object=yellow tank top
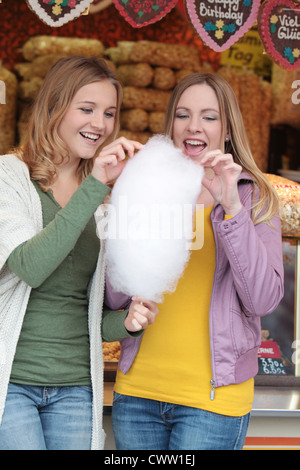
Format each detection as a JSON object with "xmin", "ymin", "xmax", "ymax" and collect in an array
[{"xmin": 115, "ymin": 206, "xmax": 253, "ymax": 416}]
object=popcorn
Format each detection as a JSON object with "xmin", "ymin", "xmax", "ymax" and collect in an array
[
  {"xmin": 265, "ymin": 174, "xmax": 300, "ymax": 237},
  {"xmin": 103, "ymin": 342, "xmax": 120, "ymax": 362},
  {"xmin": 0, "ymin": 65, "xmax": 18, "ymax": 154}
]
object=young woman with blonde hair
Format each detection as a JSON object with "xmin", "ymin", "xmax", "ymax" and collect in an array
[
  {"xmin": 0, "ymin": 56, "xmax": 158, "ymax": 450},
  {"xmin": 108, "ymin": 72, "xmax": 284, "ymax": 450},
  {"xmin": 164, "ymin": 72, "xmax": 280, "ymax": 225}
]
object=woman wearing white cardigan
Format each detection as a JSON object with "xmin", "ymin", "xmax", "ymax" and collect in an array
[{"xmin": 0, "ymin": 56, "xmax": 158, "ymax": 450}]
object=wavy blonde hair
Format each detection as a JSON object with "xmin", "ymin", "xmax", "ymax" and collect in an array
[
  {"xmin": 164, "ymin": 72, "xmax": 279, "ymax": 225},
  {"xmin": 17, "ymin": 56, "xmax": 123, "ymax": 191}
]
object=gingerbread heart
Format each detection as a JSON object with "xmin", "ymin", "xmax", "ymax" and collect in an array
[
  {"xmin": 111, "ymin": 0, "xmax": 178, "ymax": 28},
  {"xmin": 258, "ymin": 0, "xmax": 300, "ymax": 71},
  {"xmin": 26, "ymin": 0, "xmax": 93, "ymax": 27},
  {"xmin": 185, "ymin": 0, "xmax": 261, "ymax": 52}
]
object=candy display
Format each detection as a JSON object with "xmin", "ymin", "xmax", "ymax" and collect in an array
[
  {"xmin": 265, "ymin": 173, "xmax": 300, "ymax": 237},
  {"xmin": 0, "ymin": 65, "xmax": 18, "ymax": 155}
]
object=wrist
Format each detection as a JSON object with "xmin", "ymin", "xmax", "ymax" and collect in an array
[
  {"xmin": 91, "ymin": 172, "xmax": 108, "ymax": 185},
  {"xmin": 224, "ymin": 202, "xmax": 242, "ymax": 217},
  {"xmin": 89, "ymin": 173, "xmax": 111, "ymax": 191}
]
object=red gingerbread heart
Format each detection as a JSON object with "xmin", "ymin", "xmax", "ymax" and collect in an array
[
  {"xmin": 185, "ymin": 0, "xmax": 261, "ymax": 52},
  {"xmin": 111, "ymin": 0, "xmax": 178, "ymax": 28},
  {"xmin": 26, "ymin": 0, "xmax": 92, "ymax": 27},
  {"xmin": 258, "ymin": 0, "xmax": 300, "ymax": 71}
]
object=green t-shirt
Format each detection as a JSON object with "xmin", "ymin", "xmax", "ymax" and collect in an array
[{"xmin": 9, "ymin": 175, "xmax": 109, "ymax": 386}]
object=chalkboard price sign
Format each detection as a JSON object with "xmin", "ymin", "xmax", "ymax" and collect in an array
[
  {"xmin": 258, "ymin": 341, "xmax": 287, "ymax": 375},
  {"xmin": 258, "ymin": 357, "xmax": 287, "ymax": 375}
]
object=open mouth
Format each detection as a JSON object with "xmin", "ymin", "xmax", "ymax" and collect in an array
[
  {"xmin": 80, "ymin": 131, "xmax": 101, "ymax": 143},
  {"xmin": 184, "ymin": 139, "xmax": 207, "ymax": 157}
]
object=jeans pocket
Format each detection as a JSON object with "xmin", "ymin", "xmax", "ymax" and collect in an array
[
  {"xmin": 112, "ymin": 391, "xmax": 128, "ymax": 406},
  {"xmin": 80, "ymin": 385, "xmax": 93, "ymax": 393}
]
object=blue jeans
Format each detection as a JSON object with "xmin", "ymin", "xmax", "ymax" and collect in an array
[
  {"xmin": 112, "ymin": 393, "xmax": 250, "ymax": 450},
  {"xmin": 0, "ymin": 383, "xmax": 93, "ymax": 450}
]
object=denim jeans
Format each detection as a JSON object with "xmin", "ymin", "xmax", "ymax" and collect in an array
[
  {"xmin": 0, "ymin": 383, "xmax": 93, "ymax": 450},
  {"xmin": 112, "ymin": 393, "xmax": 250, "ymax": 450}
]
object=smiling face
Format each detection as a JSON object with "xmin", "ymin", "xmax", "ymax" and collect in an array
[
  {"xmin": 172, "ymin": 83, "xmax": 224, "ymax": 163},
  {"xmin": 58, "ymin": 80, "xmax": 117, "ymax": 164}
]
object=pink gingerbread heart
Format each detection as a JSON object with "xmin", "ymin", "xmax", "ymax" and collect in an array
[
  {"xmin": 185, "ymin": 0, "xmax": 261, "ymax": 52},
  {"xmin": 111, "ymin": 0, "xmax": 179, "ymax": 28},
  {"xmin": 258, "ymin": 0, "xmax": 300, "ymax": 71},
  {"xmin": 26, "ymin": 0, "xmax": 92, "ymax": 27}
]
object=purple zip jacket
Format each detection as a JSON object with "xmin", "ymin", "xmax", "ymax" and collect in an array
[{"xmin": 105, "ymin": 174, "xmax": 284, "ymax": 394}]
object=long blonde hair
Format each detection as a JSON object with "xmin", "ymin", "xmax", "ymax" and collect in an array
[
  {"xmin": 18, "ymin": 56, "xmax": 123, "ymax": 191},
  {"xmin": 164, "ymin": 73, "xmax": 279, "ymax": 225}
]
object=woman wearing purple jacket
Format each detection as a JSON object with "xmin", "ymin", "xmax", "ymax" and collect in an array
[{"xmin": 106, "ymin": 73, "xmax": 284, "ymax": 450}]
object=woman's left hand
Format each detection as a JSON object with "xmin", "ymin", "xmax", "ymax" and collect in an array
[
  {"xmin": 201, "ymin": 150, "xmax": 243, "ymax": 216},
  {"xmin": 125, "ymin": 297, "xmax": 159, "ymax": 332}
]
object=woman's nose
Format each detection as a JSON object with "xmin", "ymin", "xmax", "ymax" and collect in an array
[
  {"xmin": 91, "ymin": 112, "xmax": 105, "ymax": 130},
  {"xmin": 188, "ymin": 116, "xmax": 202, "ymax": 133}
]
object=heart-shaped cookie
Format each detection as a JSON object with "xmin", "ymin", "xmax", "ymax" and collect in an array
[
  {"xmin": 185, "ymin": 0, "xmax": 261, "ymax": 52},
  {"xmin": 26, "ymin": 0, "xmax": 93, "ymax": 27},
  {"xmin": 258, "ymin": 0, "xmax": 300, "ymax": 71},
  {"xmin": 111, "ymin": 0, "xmax": 178, "ymax": 28}
]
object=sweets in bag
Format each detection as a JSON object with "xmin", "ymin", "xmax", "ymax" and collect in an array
[{"xmin": 265, "ymin": 173, "xmax": 300, "ymax": 237}]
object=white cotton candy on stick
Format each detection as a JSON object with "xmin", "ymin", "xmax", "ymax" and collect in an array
[{"xmin": 104, "ymin": 134, "xmax": 203, "ymax": 302}]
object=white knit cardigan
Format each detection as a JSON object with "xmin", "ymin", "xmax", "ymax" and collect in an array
[{"xmin": 0, "ymin": 154, "xmax": 106, "ymax": 450}]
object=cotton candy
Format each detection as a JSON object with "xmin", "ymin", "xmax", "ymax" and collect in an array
[{"xmin": 100, "ymin": 134, "xmax": 203, "ymax": 303}]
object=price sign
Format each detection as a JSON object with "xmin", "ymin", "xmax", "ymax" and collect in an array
[
  {"xmin": 258, "ymin": 357, "xmax": 287, "ymax": 374},
  {"xmin": 221, "ymin": 27, "xmax": 272, "ymax": 78},
  {"xmin": 258, "ymin": 341, "xmax": 287, "ymax": 375}
]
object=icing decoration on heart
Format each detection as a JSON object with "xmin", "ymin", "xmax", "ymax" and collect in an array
[
  {"xmin": 26, "ymin": 0, "xmax": 93, "ymax": 27},
  {"xmin": 111, "ymin": 0, "xmax": 178, "ymax": 28},
  {"xmin": 185, "ymin": 0, "xmax": 261, "ymax": 52},
  {"xmin": 258, "ymin": 0, "xmax": 300, "ymax": 71}
]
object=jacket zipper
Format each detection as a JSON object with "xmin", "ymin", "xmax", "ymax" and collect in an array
[
  {"xmin": 209, "ymin": 207, "xmax": 218, "ymax": 401},
  {"xmin": 210, "ymin": 379, "xmax": 216, "ymax": 400},
  {"xmin": 208, "ymin": 179, "xmax": 249, "ymax": 400}
]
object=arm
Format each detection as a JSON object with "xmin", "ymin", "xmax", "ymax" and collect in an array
[
  {"xmin": 7, "ymin": 137, "xmax": 144, "ymax": 288},
  {"xmin": 216, "ymin": 204, "xmax": 284, "ymax": 316},
  {"xmin": 102, "ymin": 297, "xmax": 159, "ymax": 341},
  {"xmin": 101, "ymin": 306, "xmax": 136, "ymax": 342},
  {"xmin": 103, "ymin": 271, "xmax": 160, "ymax": 338},
  {"xmin": 200, "ymin": 150, "xmax": 284, "ymax": 316},
  {"xmin": 7, "ymin": 175, "xmax": 110, "ymax": 287},
  {"xmin": 104, "ymin": 272, "xmax": 132, "ymax": 310},
  {"xmin": 103, "ymin": 275, "xmax": 159, "ymax": 340}
]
